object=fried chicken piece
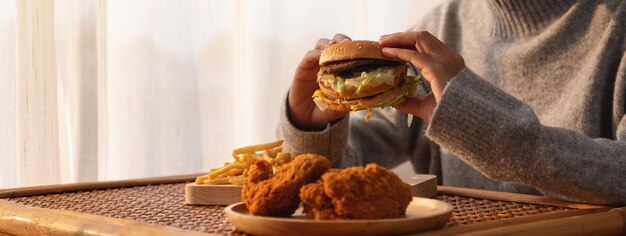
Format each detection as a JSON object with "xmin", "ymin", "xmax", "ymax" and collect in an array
[
  {"xmin": 242, "ymin": 154, "xmax": 331, "ymax": 217},
  {"xmin": 300, "ymin": 163, "xmax": 413, "ymax": 219}
]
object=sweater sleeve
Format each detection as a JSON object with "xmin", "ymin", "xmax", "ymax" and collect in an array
[
  {"xmin": 277, "ymin": 92, "xmax": 428, "ymax": 169},
  {"xmin": 426, "ymin": 67, "xmax": 626, "ymax": 205},
  {"xmin": 277, "ymin": 93, "xmax": 350, "ymax": 166}
]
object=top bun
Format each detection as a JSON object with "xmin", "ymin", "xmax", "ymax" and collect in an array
[{"xmin": 320, "ymin": 40, "xmax": 391, "ymax": 66}]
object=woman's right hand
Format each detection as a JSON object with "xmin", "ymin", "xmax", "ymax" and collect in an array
[{"xmin": 288, "ymin": 34, "xmax": 351, "ymax": 130}]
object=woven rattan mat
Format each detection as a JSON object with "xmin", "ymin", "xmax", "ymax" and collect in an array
[{"xmin": 3, "ymin": 183, "xmax": 572, "ymax": 235}]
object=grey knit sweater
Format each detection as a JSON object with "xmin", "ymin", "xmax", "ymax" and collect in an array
[{"xmin": 278, "ymin": 0, "xmax": 626, "ymax": 205}]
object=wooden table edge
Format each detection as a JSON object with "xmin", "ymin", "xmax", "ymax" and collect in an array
[
  {"xmin": 413, "ymin": 207, "xmax": 613, "ymax": 236},
  {"xmin": 437, "ymin": 185, "xmax": 604, "ymax": 209},
  {"xmin": 0, "ymin": 173, "xmax": 203, "ymax": 198},
  {"xmin": 417, "ymin": 206, "xmax": 626, "ymax": 236},
  {"xmin": 0, "ymin": 199, "xmax": 215, "ymax": 236}
]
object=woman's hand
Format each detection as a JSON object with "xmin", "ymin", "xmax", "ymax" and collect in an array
[
  {"xmin": 379, "ymin": 31, "xmax": 465, "ymax": 121},
  {"xmin": 288, "ymin": 34, "xmax": 351, "ymax": 130}
]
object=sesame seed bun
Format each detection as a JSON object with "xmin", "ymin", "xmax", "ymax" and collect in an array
[{"xmin": 319, "ymin": 40, "xmax": 394, "ymax": 66}]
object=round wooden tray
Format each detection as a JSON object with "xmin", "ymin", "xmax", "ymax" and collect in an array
[{"xmin": 226, "ymin": 197, "xmax": 453, "ymax": 236}]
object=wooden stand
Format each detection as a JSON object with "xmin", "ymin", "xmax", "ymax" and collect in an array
[
  {"xmin": 185, "ymin": 184, "xmax": 243, "ymax": 206},
  {"xmin": 400, "ymin": 174, "xmax": 437, "ymax": 198}
]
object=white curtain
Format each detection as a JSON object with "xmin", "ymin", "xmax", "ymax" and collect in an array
[{"xmin": 0, "ymin": 0, "xmax": 439, "ymax": 188}]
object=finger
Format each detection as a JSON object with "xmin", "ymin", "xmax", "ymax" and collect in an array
[
  {"xmin": 379, "ymin": 31, "xmax": 419, "ymax": 48},
  {"xmin": 294, "ymin": 50, "xmax": 322, "ymax": 80},
  {"xmin": 383, "ymin": 47, "xmax": 450, "ymax": 99},
  {"xmin": 393, "ymin": 94, "xmax": 437, "ymax": 121},
  {"xmin": 380, "ymin": 32, "xmax": 401, "ymax": 39},
  {"xmin": 312, "ymin": 107, "xmax": 348, "ymax": 124},
  {"xmin": 332, "ymin": 33, "xmax": 351, "ymax": 43},
  {"xmin": 381, "ymin": 47, "xmax": 431, "ymax": 71},
  {"xmin": 315, "ymin": 38, "xmax": 332, "ymax": 50},
  {"xmin": 379, "ymin": 32, "xmax": 416, "ymax": 50},
  {"xmin": 379, "ymin": 31, "xmax": 443, "ymax": 54}
]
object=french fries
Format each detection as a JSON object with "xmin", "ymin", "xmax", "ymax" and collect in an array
[
  {"xmin": 231, "ymin": 140, "xmax": 283, "ymax": 156},
  {"xmin": 195, "ymin": 140, "xmax": 292, "ymax": 186}
]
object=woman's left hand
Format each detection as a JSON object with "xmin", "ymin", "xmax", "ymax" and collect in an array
[{"xmin": 379, "ymin": 31, "xmax": 465, "ymax": 121}]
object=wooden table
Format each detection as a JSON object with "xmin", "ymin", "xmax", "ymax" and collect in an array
[{"xmin": 0, "ymin": 174, "xmax": 624, "ymax": 235}]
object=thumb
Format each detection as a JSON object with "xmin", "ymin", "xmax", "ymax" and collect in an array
[{"xmin": 394, "ymin": 94, "xmax": 437, "ymax": 121}]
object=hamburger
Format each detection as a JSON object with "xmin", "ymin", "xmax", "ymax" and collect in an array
[{"xmin": 312, "ymin": 40, "xmax": 423, "ymax": 121}]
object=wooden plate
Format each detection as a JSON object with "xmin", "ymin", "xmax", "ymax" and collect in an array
[{"xmin": 225, "ymin": 197, "xmax": 453, "ymax": 236}]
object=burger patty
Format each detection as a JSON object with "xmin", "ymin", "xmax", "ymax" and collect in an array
[{"xmin": 321, "ymin": 59, "xmax": 400, "ymax": 74}]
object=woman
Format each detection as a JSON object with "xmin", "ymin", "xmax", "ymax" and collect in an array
[{"xmin": 279, "ymin": 0, "xmax": 626, "ymax": 205}]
